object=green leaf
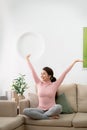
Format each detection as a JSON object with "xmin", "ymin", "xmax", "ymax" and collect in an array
[{"xmin": 11, "ymin": 74, "xmax": 28, "ymax": 95}]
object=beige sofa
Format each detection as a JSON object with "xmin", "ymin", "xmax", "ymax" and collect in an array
[
  {"xmin": 19, "ymin": 83, "xmax": 87, "ymax": 130},
  {"xmin": 0, "ymin": 84, "xmax": 87, "ymax": 130},
  {"xmin": 0, "ymin": 100, "xmax": 24, "ymax": 130}
]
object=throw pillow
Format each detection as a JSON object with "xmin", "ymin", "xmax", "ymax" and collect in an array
[
  {"xmin": 27, "ymin": 93, "xmax": 39, "ymax": 108},
  {"xmin": 56, "ymin": 93, "xmax": 74, "ymax": 114}
]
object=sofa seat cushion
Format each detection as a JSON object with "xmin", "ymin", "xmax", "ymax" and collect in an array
[
  {"xmin": 24, "ymin": 113, "xmax": 75, "ymax": 127},
  {"xmin": 73, "ymin": 113, "xmax": 87, "ymax": 128},
  {"xmin": 0, "ymin": 116, "xmax": 24, "ymax": 130}
]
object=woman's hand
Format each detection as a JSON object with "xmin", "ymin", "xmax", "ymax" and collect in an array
[
  {"xmin": 73, "ymin": 59, "xmax": 83, "ymax": 66},
  {"xmin": 26, "ymin": 54, "xmax": 31, "ymax": 60},
  {"xmin": 74, "ymin": 59, "xmax": 83, "ymax": 63}
]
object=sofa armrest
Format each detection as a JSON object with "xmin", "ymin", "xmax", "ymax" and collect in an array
[
  {"xmin": 0, "ymin": 100, "xmax": 17, "ymax": 117},
  {"xmin": 19, "ymin": 99, "xmax": 30, "ymax": 114}
]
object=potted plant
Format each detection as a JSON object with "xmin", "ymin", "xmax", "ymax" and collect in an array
[{"xmin": 11, "ymin": 74, "xmax": 28, "ymax": 102}]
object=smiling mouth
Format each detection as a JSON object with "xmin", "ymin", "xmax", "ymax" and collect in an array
[{"xmin": 41, "ymin": 77, "xmax": 45, "ymax": 80}]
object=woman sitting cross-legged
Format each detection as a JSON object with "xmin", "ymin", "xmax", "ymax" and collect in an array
[{"xmin": 23, "ymin": 54, "xmax": 83, "ymax": 120}]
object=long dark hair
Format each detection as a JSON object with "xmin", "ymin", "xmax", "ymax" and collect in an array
[{"xmin": 43, "ymin": 67, "xmax": 57, "ymax": 100}]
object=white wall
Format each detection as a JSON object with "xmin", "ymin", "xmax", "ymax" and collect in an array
[{"xmin": 0, "ymin": 0, "xmax": 87, "ymax": 95}]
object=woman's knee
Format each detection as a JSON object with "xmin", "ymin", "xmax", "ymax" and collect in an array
[
  {"xmin": 23, "ymin": 108, "xmax": 31, "ymax": 115},
  {"xmin": 55, "ymin": 104, "xmax": 62, "ymax": 113}
]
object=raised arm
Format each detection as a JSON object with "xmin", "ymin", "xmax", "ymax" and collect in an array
[
  {"xmin": 55, "ymin": 59, "xmax": 83, "ymax": 87},
  {"xmin": 26, "ymin": 54, "xmax": 40, "ymax": 84}
]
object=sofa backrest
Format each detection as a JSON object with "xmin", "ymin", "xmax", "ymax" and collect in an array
[
  {"xmin": 58, "ymin": 83, "xmax": 77, "ymax": 112},
  {"xmin": 0, "ymin": 100, "xmax": 17, "ymax": 117},
  {"xmin": 77, "ymin": 84, "xmax": 87, "ymax": 112}
]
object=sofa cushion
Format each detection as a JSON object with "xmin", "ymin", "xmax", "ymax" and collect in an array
[
  {"xmin": 27, "ymin": 93, "xmax": 39, "ymax": 108},
  {"xmin": 0, "ymin": 116, "xmax": 24, "ymax": 130},
  {"xmin": 56, "ymin": 93, "xmax": 74, "ymax": 114},
  {"xmin": 58, "ymin": 83, "xmax": 77, "ymax": 112},
  {"xmin": 24, "ymin": 113, "xmax": 75, "ymax": 127},
  {"xmin": 73, "ymin": 112, "xmax": 87, "ymax": 128},
  {"xmin": 0, "ymin": 100, "xmax": 17, "ymax": 117},
  {"xmin": 77, "ymin": 84, "xmax": 87, "ymax": 112}
]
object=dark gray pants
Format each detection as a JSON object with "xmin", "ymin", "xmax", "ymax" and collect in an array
[{"xmin": 23, "ymin": 104, "xmax": 62, "ymax": 120}]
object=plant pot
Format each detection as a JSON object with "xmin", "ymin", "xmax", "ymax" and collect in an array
[
  {"xmin": 18, "ymin": 94, "xmax": 25, "ymax": 100},
  {"xmin": 12, "ymin": 90, "xmax": 19, "ymax": 105},
  {"xmin": 11, "ymin": 91, "xmax": 25, "ymax": 105}
]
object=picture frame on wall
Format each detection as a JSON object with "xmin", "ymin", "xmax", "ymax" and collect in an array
[{"xmin": 83, "ymin": 27, "xmax": 87, "ymax": 68}]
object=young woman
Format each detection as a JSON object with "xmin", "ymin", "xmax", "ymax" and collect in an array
[{"xmin": 23, "ymin": 54, "xmax": 83, "ymax": 120}]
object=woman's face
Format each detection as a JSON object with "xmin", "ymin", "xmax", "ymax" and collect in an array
[{"xmin": 41, "ymin": 70, "xmax": 51, "ymax": 82}]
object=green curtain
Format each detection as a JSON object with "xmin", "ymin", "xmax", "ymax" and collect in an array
[{"xmin": 83, "ymin": 27, "xmax": 87, "ymax": 68}]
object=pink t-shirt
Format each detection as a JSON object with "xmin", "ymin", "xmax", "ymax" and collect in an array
[
  {"xmin": 28, "ymin": 61, "xmax": 66, "ymax": 110},
  {"xmin": 27, "ymin": 58, "xmax": 76, "ymax": 110},
  {"xmin": 37, "ymin": 81, "xmax": 59, "ymax": 110}
]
